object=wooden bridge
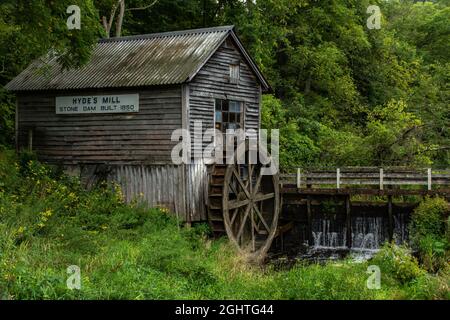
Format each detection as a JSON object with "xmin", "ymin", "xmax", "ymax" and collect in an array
[
  {"xmin": 276, "ymin": 167, "xmax": 450, "ymax": 250},
  {"xmin": 280, "ymin": 167, "xmax": 450, "ymax": 197}
]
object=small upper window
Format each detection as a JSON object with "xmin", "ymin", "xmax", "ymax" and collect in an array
[{"xmin": 229, "ymin": 64, "xmax": 240, "ymax": 84}]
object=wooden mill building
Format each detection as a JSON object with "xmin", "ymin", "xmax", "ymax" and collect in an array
[{"xmin": 5, "ymin": 26, "xmax": 270, "ymax": 223}]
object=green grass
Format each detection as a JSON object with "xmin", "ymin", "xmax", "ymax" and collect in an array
[{"xmin": 0, "ymin": 151, "xmax": 448, "ymax": 300}]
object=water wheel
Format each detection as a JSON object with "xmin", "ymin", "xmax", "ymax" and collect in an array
[{"xmin": 207, "ymin": 144, "xmax": 280, "ymax": 263}]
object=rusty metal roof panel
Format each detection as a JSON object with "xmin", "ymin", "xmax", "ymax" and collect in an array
[{"xmin": 5, "ymin": 26, "xmax": 234, "ymax": 92}]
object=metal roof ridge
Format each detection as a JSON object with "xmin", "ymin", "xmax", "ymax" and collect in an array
[{"xmin": 98, "ymin": 25, "xmax": 235, "ymax": 43}]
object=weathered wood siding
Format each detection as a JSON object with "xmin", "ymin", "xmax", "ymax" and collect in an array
[
  {"xmin": 59, "ymin": 162, "xmax": 208, "ymax": 221},
  {"xmin": 17, "ymin": 86, "xmax": 182, "ymax": 164},
  {"xmin": 189, "ymin": 36, "xmax": 261, "ymax": 154},
  {"xmin": 72, "ymin": 163, "xmax": 207, "ymax": 221}
]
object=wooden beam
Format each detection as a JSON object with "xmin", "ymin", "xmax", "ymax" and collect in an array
[
  {"xmin": 379, "ymin": 168, "xmax": 384, "ymax": 190},
  {"xmin": 281, "ymin": 187, "xmax": 450, "ymax": 197},
  {"xmin": 307, "ymin": 195, "xmax": 313, "ymax": 246},
  {"xmin": 387, "ymin": 195, "xmax": 393, "ymax": 242},
  {"xmin": 336, "ymin": 168, "xmax": 341, "ymax": 189},
  {"xmin": 181, "ymin": 84, "xmax": 190, "ymax": 159},
  {"xmin": 27, "ymin": 128, "xmax": 33, "ymax": 152},
  {"xmin": 346, "ymin": 195, "xmax": 352, "ymax": 248},
  {"xmin": 428, "ymin": 168, "xmax": 432, "ymax": 191}
]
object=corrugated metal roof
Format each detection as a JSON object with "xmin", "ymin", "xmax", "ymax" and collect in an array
[{"xmin": 6, "ymin": 25, "xmax": 262, "ymax": 92}]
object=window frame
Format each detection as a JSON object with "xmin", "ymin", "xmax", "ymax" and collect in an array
[
  {"xmin": 229, "ymin": 64, "xmax": 240, "ymax": 84},
  {"xmin": 214, "ymin": 98, "xmax": 244, "ymax": 134}
]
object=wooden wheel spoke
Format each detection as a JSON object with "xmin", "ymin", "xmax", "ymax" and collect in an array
[
  {"xmin": 230, "ymin": 208, "xmax": 239, "ymax": 226},
  {"xmin": 236, "ymin": 204, "xmax": 251, "ymax": 242},
  {"xmin": 228, "ymin": 176, "xmax": 239, "ymax": 195},
  {"xmin": 248, "ymin": 163, "xmax": 254, "ymax": 194},
  {"xmin": 232, "ymin": 168, "xmax": 251, "ymax": 199},
  {"xmin": 228, "ymin": 198, "xmax": 250, "ymax": 210},
  {"xmin": 254, "ymin": 192, "xmax": 275, "ymax": 202},
  {"xmin": 250, "ymin": 210, "xmax": 256, "ymax": 251},
  {"xmin": 252, "ymin": 169, "xmax": 263, "ymax": 197},
  {"xmin": 252, "ymin": 203, "xmax": 270, "ymax": 232}
]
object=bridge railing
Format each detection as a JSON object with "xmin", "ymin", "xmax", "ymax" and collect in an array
[{"xmin": 280, "ymin": 167, "xmax": 450, "ymax": 190}]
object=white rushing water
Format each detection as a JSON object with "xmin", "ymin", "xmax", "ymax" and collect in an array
[{"xmin": 306, "ymin": 213, "xmax": 409, "ymax": 261}]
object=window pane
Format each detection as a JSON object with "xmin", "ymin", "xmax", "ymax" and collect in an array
[
  {"xmin": 215, "ymin": 99, "xmax": 222, "ymax": 111},
  {"xmin": 230, "ymin": 101, "xmax": 240, "ymax": 112},
  {"xmin": 215, "ymin": 111, "xmax": 222, "ymax": 122},
  {"xmin": 236, "ymin": 114, "xmax": 241, "ymax": 123},
  {"xmin": 222, "ymin": 100, "xmax": 229, "ymax": 111},
  {"xmin": 223, "ymin": 112, "xmax": 229, "ymax": 122}
]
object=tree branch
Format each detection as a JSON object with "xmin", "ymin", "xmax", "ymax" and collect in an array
[
  {"xmin": 102, "ymin": 0, "xmax": 121, "ymax": 38},
  {"xmin": 126, "ymin": 0, "xmax": 158, "ymax": 11},
  {"xmin": 115, "ymin": 0, "xmax": 125, "ymax": 38}
]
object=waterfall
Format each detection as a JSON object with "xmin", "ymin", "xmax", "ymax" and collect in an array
[
  {"xmin": 283, "ymin": 202, "xmax": 413, "ymax": 262},
  {"xmin": 310, "ymin": 215, "xmax": 389, "ymax": 251},
  {"xmin": 311, "ymin": 218, "xmax": 347, "ymax": 249},
  {"xmin": 351, "ymin": 216, "xmax": 385, "ymax": 251}
]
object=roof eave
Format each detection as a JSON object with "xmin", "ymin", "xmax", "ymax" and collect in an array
[
  {"xmin": 228, "ymin": 31, "xmax": 271, "ymax": 92},
  {"xmin": 186, "ymin": 27, "xmax": 271, "ymax": 93}
]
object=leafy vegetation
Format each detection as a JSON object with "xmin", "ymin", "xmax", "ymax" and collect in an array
[
  {"xmin": 0, "ymin": 153, "xmax": 448, "ymax": 300},
  {"xmin": 0, "ymin": 0, "xmax": 448, "ymax": 167},
  {"xmin": 409, "ymin": 197, "xmax": 449, "ymax": 272},
  {"xmin": 0, "ymin": 0, "xmax": 448, "ymax": 300}
]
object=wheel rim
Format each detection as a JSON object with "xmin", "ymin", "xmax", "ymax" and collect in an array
[{"xmin": 222, "ymin": 161, "xmax": 280, "ymax": 262}]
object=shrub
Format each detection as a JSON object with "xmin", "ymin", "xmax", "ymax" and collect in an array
[
  {"xmin": 371, "ymin": 243, "xmax": 425, "ymax": 284},
  {"xmin": 410, "ymin": 197, "xmax": 448, "ymax": 240},
  {"xmin": 406, "ymin": 270, "xmax": 450, "ymax": 300},
  {"xmin": 410, "ymin": 197, "xmax": 449, "ymax": 272}
]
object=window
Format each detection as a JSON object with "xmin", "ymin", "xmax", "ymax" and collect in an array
[
  {"xmin": 215, "ymin": 99, "xmax": 243, "ymax": 132},
  {"xmin": 229, "ymin": 64, "xmax": 240, "ymax": 84}
]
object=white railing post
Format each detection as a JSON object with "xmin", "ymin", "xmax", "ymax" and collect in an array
[
  {"xmin": 380, "ymin": 168, "xmax": 384, "ymax": 190},
  {"xmin": 337, "ymin": 168, "xmax": 340, "ymax": 189},
  {"xmin": 297, "ymin": 168, "xmax": 301, "ymax": 189},
  {"xmin": 427, "ymin": 168, "xmax": 432, "ymax": 191}
]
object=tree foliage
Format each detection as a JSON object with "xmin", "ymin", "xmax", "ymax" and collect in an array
[{"xmin": 0, "ymin": 0, "xmax": 448, "ymax": 167}]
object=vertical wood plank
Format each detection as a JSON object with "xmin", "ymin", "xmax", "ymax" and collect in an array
[
  {"xmin": 346, "ymin": 195, "xmax": 352, "ymax": 249},
  {"xmin": 307, "ymin": 195, "xmax": 313, "ymax": 246},
  {"xmin": 182, "ymin": 84, "xmax": 190, "ymax": 131},
  {"xmin": 28, "ymin": 128, "xmax": 33, "ymax": 151},
  {"xmin": 379, "ymin": 168, "xmax": 384, "ymax": 190},
  {"xmin": 336, "ymin": 168, "xmax": 340, "ymax": 189},
  {"xmin": 427, "ymin": 168, "xmax": 432, "ymax": 191},
  {"xmin": 297, "ymin": 168, "xmax": 301, "ymax": 189},
  {"xmin": 388, "ymin": 195, "xmax": 393, "ymax": 242},
  {"xmin": 258, "ymin": 85, "xmax": 262, "ymax": 130}
]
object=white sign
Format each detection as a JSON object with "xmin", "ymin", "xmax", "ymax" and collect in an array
[{"xmin": 56, "ymin": 94, "xmax": 139, "ymax": 114}]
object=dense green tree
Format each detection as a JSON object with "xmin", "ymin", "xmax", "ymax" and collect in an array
[
  {"xmin": 0, "ymin": 0, "xmax": 448, "ymax": 166},
  {"xmin": 0, "ymin": 0, "xmax": 102, "ymax": 147}
]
